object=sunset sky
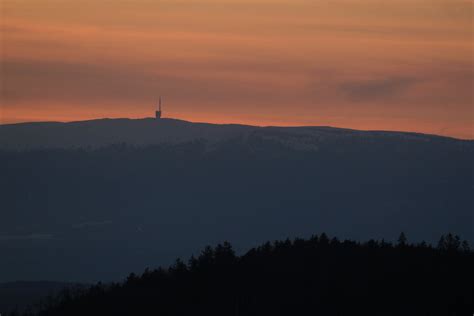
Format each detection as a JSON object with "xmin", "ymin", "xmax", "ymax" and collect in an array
[{"xmin": 1, "ymin": 0, "xmax": 473, "ymax": 138}]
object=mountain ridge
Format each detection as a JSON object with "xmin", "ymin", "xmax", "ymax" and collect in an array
[
  {"xmin": 1, "ymin": 118, "xmax": 471, "ymax": 150},
  {"xmin": 1, "ymin": 117, "xmax": 472, "ymax": 283}
]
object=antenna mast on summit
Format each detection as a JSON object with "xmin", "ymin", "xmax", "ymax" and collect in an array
[{"xmin": 155, "ymin": 96, "xmax": 162, "ymax": 119}]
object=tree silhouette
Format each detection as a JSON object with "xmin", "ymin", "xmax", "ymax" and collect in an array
[
  {"xmin": 397, "ymin": 232, "xmax": 408, "ymax": 247},
  {"xmin": 462, "ymin": 240, "xmax": 470, "ymax": 253},
  {"xmin": 437, "ymin": 234, "xmax": 446, "ymax": 250},
  {"xmin": 438, "ymin": 233, "xmax": 461, "ymax": 252}
]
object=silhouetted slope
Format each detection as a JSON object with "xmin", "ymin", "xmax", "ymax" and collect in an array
[
  {"xmin": 28, "ymin": 234, "xmax": 474, "ymax": 316},
  {"xmin": 0, "ymin": 119, "xmax": 472, "ymax": 282},
  {"xmin": 0, "ymin": 118, "xmax": 256, "ymax": 149},
  {"xmin": 0, "ymin": 118, "xmax": 470, "ymax": 149}
]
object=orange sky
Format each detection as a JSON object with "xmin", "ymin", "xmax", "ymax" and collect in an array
[{"xmin": 1, "ymin": 0, "xmax": 473, "ymax": 138}]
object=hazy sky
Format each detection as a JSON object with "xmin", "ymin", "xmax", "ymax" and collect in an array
[{"xmin": 1, "ymin": 0, "xmax": 473, "ymax": 138}]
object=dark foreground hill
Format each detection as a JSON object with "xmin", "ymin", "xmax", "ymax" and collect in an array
[
  {"xmin": 0, "ymin": 118, "xmax": 473, "ymax": 282},
  {"xmin": 15, "ymin": 233, "xmax": 474, "ymax": 316}
]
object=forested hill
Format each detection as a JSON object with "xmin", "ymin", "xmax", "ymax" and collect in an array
[
  {"xmin": 20, "ymin": 233, "xmax": 474, "ymax": 316},
  {"xmin": 0, "ymin": 118, "xmax": 256, "ymax": 149},
  {"xmin": 1, "ymin": 119, "xmax": 473, "ymax": 282},
  {"xmin": 0, "ymin": 118, "xmax": 472, "ymax": 150}
]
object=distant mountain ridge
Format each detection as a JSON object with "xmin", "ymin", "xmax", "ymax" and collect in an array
[
  {"xmin": 0, "ymin": 118, "xmax": 255, "ymax": 149},
  {"xmin": 0, "ymin": 118, "xmax": 470, "ymax": 150},
  {"xmin": 0, "ymin": 117, "xmax": 473, "ymax": 283}
]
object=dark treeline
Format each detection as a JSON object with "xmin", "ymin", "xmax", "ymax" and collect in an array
[{"xmin": 14, "ymin": 233, "xmax": 474, "ymax": 316}]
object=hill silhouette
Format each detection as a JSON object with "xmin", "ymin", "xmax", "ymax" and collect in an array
[
  {"xmin": 13, "ymin": 233, "xmax": 474, "ymax": 316},
  {"xmin": 0, "ymin": 118, "xmax": 256, "ymax": 149},
  {"xmin": 1, "ymin": 118, "xmax": 471, "ymax": 149},
  {"xmin": 0, "ymin": 119, "xmax": 473, "ymax": 283}
]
